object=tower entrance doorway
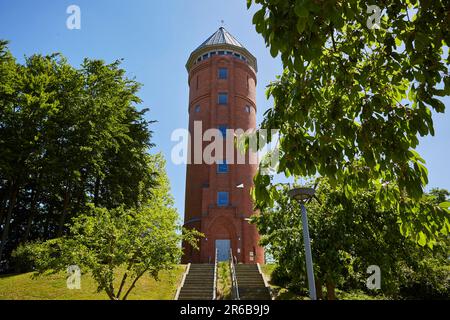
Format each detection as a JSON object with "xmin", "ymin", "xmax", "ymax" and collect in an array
[{"xmin": 215, "ymin": 239, "xmax": 230, "ymax": 262}]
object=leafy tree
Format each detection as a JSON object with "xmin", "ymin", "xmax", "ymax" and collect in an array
[
  {"xmin": 13, "ymin": 154, "xmax": 201, "ymax": 300},
  {"xmin": 0, "ymin": 42, "xmax": 157, "ymax": 271},
  {"xmin": 254, "ymin": 181, "xmax": 449, "ymax": 299},
  {"xmin": 429, "ymin": 188, "xmax": 450, "ymax": 204},
  {"xmin": 247, "ymin": 0, "xmax": 450, "ymax": 245}
]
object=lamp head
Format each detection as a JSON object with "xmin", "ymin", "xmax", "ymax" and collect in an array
[{"xmin": 288, "ymin": 187, "xmax": 316, "ymax": 203}]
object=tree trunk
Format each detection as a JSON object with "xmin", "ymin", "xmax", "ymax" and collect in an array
[
  {"xmin": 94, "ymin": 176, "xmax": 100, "ymax": 207},
  {"xmin": 22, "ymin": 185, "xmax": 39, "ymax": 243},
  {"xmin": 326, "ymin": 278, "xmax": 336, "ymax": 300},
  {"xmin": 122, "ymin": 270, "xmax": 147, "ymax": 300},
  {"xmin": 116, "ymin": 272, "xmax": 129, "ymax": 299},
  {"xmin": 44, "ymin": 204, "xmax": 53, "ymax": 239},
  {"xmin": 315, "ymin": 278, "xmax": 323, "ymax": 300},
  {"xmin": 0, "ymin": 183, "xmax": 19, "ymax": 261},
  {"xmin": 57, "ymin": 185, "xmax": 71, "ymax": 237},
  {"xmin": 73, "ymin": 173, "xmax": 87, "ymax": 218},
  {"xmin": 0, "ymin": 180, "xmax": 11, "ymax": 223}
]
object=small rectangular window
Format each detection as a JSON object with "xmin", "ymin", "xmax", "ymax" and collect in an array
[
  {"xmin": 217, "ymin": 192, "xmax": 229, "ymax": 206},
  {"xmin": 217, "ymin": 160, "xmax": 228, "ymax": 173},
  {"xmin": 218, "ymin": 125, "xmax": 227, "ymax": 137},
  {"xmin": 218, "ymin": 93, "xmax": 228, "ymax": 105},
  {"xmin": 218, "ymin": 68, "xmax": 228, "ymax": 79}
]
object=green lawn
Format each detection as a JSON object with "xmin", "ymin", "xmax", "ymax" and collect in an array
[
  {"xmin": 217, "ymin": 262, "xmax": 232, "ymax": 299},
  {"xmin": 259, "ymin": 264, "xmax": 276, "ymax": 283},
  {"xmin": 0, "ymin": 265, "xmax": 186, "ymax": 300}
]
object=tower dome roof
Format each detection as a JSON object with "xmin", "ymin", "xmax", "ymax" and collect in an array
[
  {"xmin": 195, "ymin": 27, "xmax": 244, "ymax": 50},
  {"xmin": 186, "ymin": 27, "xmax": 257, "ymax": 72}
]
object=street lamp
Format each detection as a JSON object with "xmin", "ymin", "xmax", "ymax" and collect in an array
[{"xmin": 288, "ymin": 187, "xmax": 317, "ymax": 300}]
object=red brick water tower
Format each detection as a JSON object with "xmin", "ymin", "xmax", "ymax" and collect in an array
[{"xmin": 182, "ymin": 27, "xmax": 264, "ymax": 264}]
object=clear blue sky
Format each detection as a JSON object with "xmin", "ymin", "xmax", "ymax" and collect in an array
[{"xmin": 0, "ymin": 0, "xmax": 448, "ymax": 219}]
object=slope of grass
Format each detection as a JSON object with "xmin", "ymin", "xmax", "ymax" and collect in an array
[
  {"xmin": 259, "ymin": 264, "xmax": 276, "ymax": 283},
  {"xmin": 0, "ymin": 265, "xmax": 186, "ymax": 300},
  {"xmin": 259, "ymin": 264, "xmax": 387, "ymax": 300}
]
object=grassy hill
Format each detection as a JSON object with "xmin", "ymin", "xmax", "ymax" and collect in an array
[
  {"xmin": 0, "ymin": 265, "xmax": 186, "ymax": 300},
  {"xmin": 259, "ymin": 264, "xmax": 388, "ymax": 300}
]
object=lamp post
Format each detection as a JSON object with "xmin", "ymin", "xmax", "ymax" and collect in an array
[{"xmin": 288, "ymin": 187, "xmax": 317, "ymax": 300}]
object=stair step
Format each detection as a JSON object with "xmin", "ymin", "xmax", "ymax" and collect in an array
[
  {"xmin": 236, "ymin": 273, "xmax": 262, "ymax": 276},
  {"xmin": 240, "ymin": 296, "xmax": 271, "ymax": 300},
  {"xmin": 239, "ymin": 288, "xmax": 269, "ymax": 292},
  {"xmin": 186, "ymin": 273, "xmax": 214, "ymax": 276},
  {"xmin": 178, "ymin": 296, "xmax": 213, "ymax": 300},
  {"xmin": 236, "ymin": 278, "xmax": 266, "ymax": 282},
  {"xmin": 180, "ymin": 290, "xmax": 214, "ymax": 294},
  {"xmin": 181, "ymin": 283, "xmax": 214, "ymax": 287}
]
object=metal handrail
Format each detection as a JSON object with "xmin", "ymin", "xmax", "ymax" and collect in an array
[
  {"xmin": 229, "ymin": 248, "xmax": 240, "ymax": 300},
  {"xmin": 213, "ymin": 248, "xmax": 218, "ymax": 300},
  {"xmin": 174, "ymin": 263, "xmax": 190, "ymax": 300}
]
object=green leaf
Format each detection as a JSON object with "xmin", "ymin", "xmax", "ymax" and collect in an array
[
  {"xmin": 294, "ymin": 3, "xmax": 309, "ymax": 18},
  {"xmin": 296, "ymin": 18, "xmax": 307, "ymax": 34},
  {"xmin": 417, "ymin": 231, "xmax": 427, "ymax": 246},
  {"xmin": 270, "ymin": 45, "xmax": 278, "ymax": 58},
  {"xmin": 438, "ymin": 202, "xmax": 450, "ymax": 210},
  {"xmin": 252, "ymin": 9, "xmax": 265, "ymax": 26},
  {"xmin": 428, "ymin": 98, "xmax": 445, "ymax": 113}
]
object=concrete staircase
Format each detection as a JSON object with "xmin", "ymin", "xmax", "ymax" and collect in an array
[
  {"xmin": 235, "ymin": 264, "xmax": 271, "ymax": 300},
  {"xmin": 176, "ymin": 264, "xmax": 216, "ymax": 300}
]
